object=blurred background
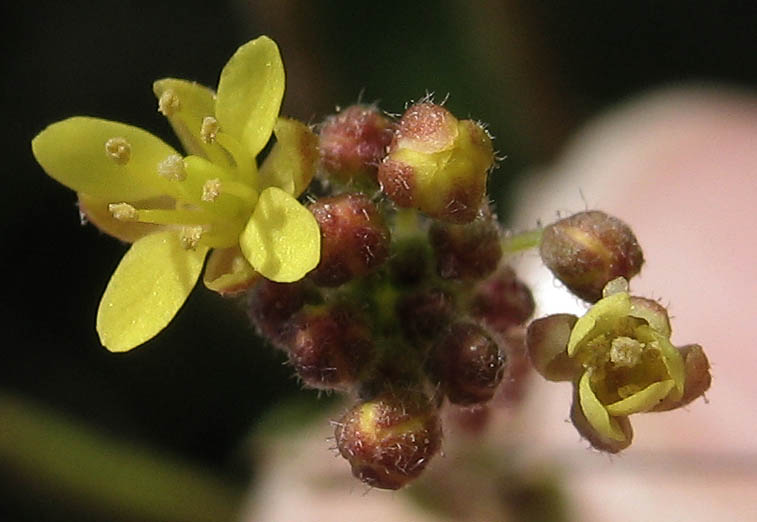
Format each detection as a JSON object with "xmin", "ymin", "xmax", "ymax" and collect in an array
[{"xmin": 2, "ymin": 1, "xmax": 756, "ymax": 520}]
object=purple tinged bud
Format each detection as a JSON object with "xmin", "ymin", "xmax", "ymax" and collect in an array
[
  {"xmin": 430, "ymin": 322, "xmax": 506, "ymax": 406},
  {"xmin": 248, "ymin": 279, "xmax": 307, "ymax": 348},
  {"xmin": 539, "ymin": 211, "xmax": 644, "ymax": 302},
  {"xmin": 334, "ymin": 389, "xmax": 442, "ymax": 489},
  {"xmin": 308, "ymin": 193, "xmax": 391, "ymax": 287},
  {"xmin": 319, "ymin": 104, "xmax": 395, "ymax": 183},
  {"xmin": 470, "ymin": 267, "xmax": 535, "ymax": 334},
  {"xmin": 429, "ymin": 209, "xmax": 503, "ymax": 280}
]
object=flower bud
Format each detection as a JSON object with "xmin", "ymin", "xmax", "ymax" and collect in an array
[
  {"xmin": 318, "ymin": 104, "xmax": 395, "ymax": 183},
  {"xmin": 539, "ymin": 211, "xmax": 644, "ymax": 302},
  {"xmin": 388, "ymin": 238, "xmax": 431, "ymax": 286},
  {"xmin": 378, "ymin": 102, "xmax": 494, "ymax": 224},
  {"xmin": 308, "ymin": 193, "xmax": 391, "ymax": 287},
  {"xmin": 334, "ymin": 389, "xmax": 442, "ymax": 489},
  {"xmin": 430, "ymin": 322, "xmax": 506, "ymax": 405},
  {"xmin": 284, "ymin": 305, "xmax": 374, "ymax": 390},
  {"xmin": 396, "ymin": 288, "xmax": 455, "ymax": 343},
  {"xmin": 248, "ymin": 279, "xmax": 308, "ymax": 347},
  {"xmin": 470, "ymin": 267, "xmax": 535, "ymax": 333},
  {"xmin": 429, "ymin": 210, "xmax": 502, "ymax": 280}
]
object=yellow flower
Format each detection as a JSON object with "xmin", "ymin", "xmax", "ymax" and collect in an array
[
  {"xmin": 31, "ymin": 36, "xmax": 321, "ymax": 352},
  {"xmin": 526, "ymin": 278, "xmax": 710, "ymax": 452}
]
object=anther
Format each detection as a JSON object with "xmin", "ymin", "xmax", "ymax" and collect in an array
[
  {"xmin": 610, "ymin": 336, "xmax": 644, "ymax": 368},
  {"xmin": 158, "ymin": 154, "xmax": 187, "ymax": 181},
  {"xmin": 180, "ymin": 226, "xmax": 204, "ymax": 249},
  {"xmin": 158, "ymin": 89, "xmax": 181, "ymax": 116},
  {"xmin": 202, "ymin": 178, "xmax": 222, "ymax": 202},
  {"xmin": 104, "ymin": 137, "xmax": 131, "ymax": 165},
  {"xmin": 200, "ymin": 116, "xmax": 219, "ymax": 143},
  {"xmin": 108, "ymin": 202, "xmax": 138, "ymax": 221}
]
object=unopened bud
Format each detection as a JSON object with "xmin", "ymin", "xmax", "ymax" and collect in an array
[
  {"xmin": 430, "ymin": 322, "xmax": 505, "ymax": 406},
  {"xmin": 397, "ymin": 288, "xmax": 454, "ymax": 343},
  {"xmin": 308, "ymin": 193, "xmax": 390, "ymax": 287},
  {"xmin": 378, "ymin": 102, "xmax": 494, "ymax": 224},
  {"xmin": 539, "ymin": 211, "xmax": 644, "ymax": 302},
  {"xmin": 334, "ymin": 389, "xmax": 442, "ymax": 489},
  {"xmin": 319, "ymin": 104, "xmax": 395, "ymax": 183},
  {"xmin": 470, "ymin": 267, "xmax": 535, "ymax": 334},
  {"xmin": 429, "ymin": 209, "xmax": 502, "ymax": 280},
  {"xmin": 285, "ymin": 305, "xmax": 374, "ymax": 390},
  {"xmin": 248, "ymin": 279, "xmax": 308, "ymax": 347}
]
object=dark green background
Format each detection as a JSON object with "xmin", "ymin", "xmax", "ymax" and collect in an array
[{"xmin": 2, "ymin": 1, "xmax": 755, "ymax": 520}]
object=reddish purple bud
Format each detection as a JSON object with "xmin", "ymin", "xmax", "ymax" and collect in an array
[
  {"xmin": 429, "ymin": 210, "xmax": 503, "ymax": 280},
  {"xmin": 470, "ymin": 267, "xmax": 535, "ymax": 334},
  {"xmin": 335, "ymin": 389, "xmax": 442, "ymax": 489},
  {"xmin": 430, "ymin": 322, "xmax": 506, "ymax": 406},
  {"xmin": 319, "ymin": 104, "xmax": 395, "ymax": 183},
  {"xmin": 308, "ymin": 193, "xmax": 391, "ymax": 287},
  {"xmin": 540, "ymin": 211, "xmax": 644, "ymax": 302},
  {"xmin": 248, "ymin": 279, "xmax": 307, "ymax": 347},
  {"xmin": 388, "ymin": 238, "xmax": 430, "ymax": 286},
  {"xmin": 285, "ymin": 305, "xmax": 374, "ymax": 390},
  {"xmin": 397, "ymin": 288, "xmax": 455, "ymax": 343}
]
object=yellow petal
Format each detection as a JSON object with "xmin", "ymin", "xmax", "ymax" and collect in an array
[
  {"xmin": 635, "ymin": 325, "xmax": 686, "ymax": 400},
  {"xmin": 32, "ymin": 117, "xmax": 180, "ymax": 201},
  {"xmin": 605, "ymin": 380, "xmax": 675, "ymax": 415},
  {"xmin": 568, "ymin": 292, "xmax": 630, "ymax": 357},
  {"xmin": 578, "ymin": 372, "xmax": 628, "ymax": 442},
  {"xmin": 203, "ymin": 246, "xmax": 260, "ymax": 296},
  {"xmin": 239, "ymin": 187, "xmax": 320, "ymax": 282},
  {"xmin": 257, "ymin": 118, "xmax": 318, "ymax": 196},
  {"xmin": 153, "ymin": 79, "xmax": 231, "ymax": 168},
  {"xmin": 78, "ymin": 193, "xmax": 167, "ymax": 243},
  {"xmin": 215, "ymin": 36, "xmax": 284, "ymax": 157},
  {"xmin": 96, "ymin": 231, "xmax": 208, "ymax": 352}
]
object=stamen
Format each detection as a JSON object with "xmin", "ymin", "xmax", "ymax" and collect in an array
[
  {"xmin": 108, "ymin": 202, "xmax": 138, "ymax": 221},
  {"xmin": 202, "ymin": 178, "xmax": 222, "ymax": 202},
  {"xmin": 158, "ymin": 89, "xmax": 181, "ymax": 116},
  {"xmin": 135, "ymin": 208, "xmax": 213, "ymax": 226},
  {"xmin": 180, "ymin": 226, "xmax": 204, "ymax": 250},
  {"xmin": 200, "ymin": 116, "xmax": 219, "ymax": 144},
  {"xmin": 610, "ymin": 336, "xmax": 644, "ymax": 368},
  {"xmin": 216, "ymin": 180, "xmax": 259, "ymax": 206},
  {"xmin": 158, "ymin": 154, "xmax": 187, "ymax": 181},
  {"xmin": 104, "ymin": 137, "xmax": 131, "ymax": 165}
]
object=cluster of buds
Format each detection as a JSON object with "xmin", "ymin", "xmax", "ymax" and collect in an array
[
  {"xmin": 32, "ymin": 36, "xmax": 713, "ymax": 491},
  {"xmin": 248, "ymin": 101, "xmax": 536, "ymax": 488}
]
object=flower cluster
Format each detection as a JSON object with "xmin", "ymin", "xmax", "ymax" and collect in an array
[{"xmin": 33, "ymin": 36, "xmax": 712, "ymax": 488}]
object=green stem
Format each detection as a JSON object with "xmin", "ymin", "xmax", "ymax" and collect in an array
[{"xmin": 501, "ymin": 227, "xmax": 543, "ymax": 254}]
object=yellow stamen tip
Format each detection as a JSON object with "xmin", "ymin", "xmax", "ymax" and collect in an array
[
  {"xmin": 610, "ymin": 336, "xmax": 644, "ymax": 368},
  {"xmin": 104, "ymin": 137, "xmax": 131, "ymax": 165},
  {"xmin": 200, "ymin": 116, "xmax": 219, "ymax": 144},
  {"xmin": 202, "ymin": 178, "xmax": 222, "ymax": 202},
  {"xmin": 158, "ymin": 89, "xmax": 181, "ymax": 116},
  {"xmin": 180, "ymin": 226, "xmax": 204, "ymax": 250},
  {"xmin": 158, "ymin": 154, "xmax": 187, "ymax": 181},
  {"xmin": 108, "ymin": 202, "xmax": 138, "ymax": 221}
]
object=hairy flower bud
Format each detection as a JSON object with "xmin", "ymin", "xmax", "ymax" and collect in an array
[
  {"xmin": 539, "ymin": 211, "xmax": 644, "ymax": 302},
  {"xmin": 397, "ymin": 288, "xmax": 455, "ymax": 343},
  {"xmin": 248, "ymin": 279, "xmax": 308, "ymax": 347},
  {"xmin": 470, "ymin": 267, "xmax": 535, "ymax": 334},
  {"xmin": 430, "ymin": 322, "xmax": 506, "ymax": 405},
  {"xmin": 319, "ymin": 104, "xmax": 395, "ymax": 183},
  {"xmin": 429, "ymin": 210, "xmax": 503, "ymax": 280},
  {"xmin": 308, "ymin": 193, "xmax": 391, "ymax": 286},
  {"xmin": 334, "ymin": 389, "xmax": 442, "ymax": 489},
  {"xmin": 285, "ymin": 305, "xmax": 374, "ymax": 390},
  {"xmin": 378, "ymin": 102, "xmax": 494, "ymax": 223}
]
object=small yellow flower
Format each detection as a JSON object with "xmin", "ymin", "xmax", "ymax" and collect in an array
[
  {"xmin": 32, "ymin": 36, "xmax": 321, "ymax": 352},
  {"xmin": 527, "ymin": 278, "xmax": 709, "ymax": 452}
]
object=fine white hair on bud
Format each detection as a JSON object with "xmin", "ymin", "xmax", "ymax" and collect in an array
[
  {"xmin": 157, "ymin": 154, "xmax": 186, "ymax": 181},
  {"xmin": 158, "ymin": 89, "xmax": 181, "ymax": 116},
  {"xmin": 104, "ymin": 137, "xmax": 131, "ymax": 165},
  {"xmin": 108, "ymin": 202, "xmax": 138, "ymax": 221}
]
